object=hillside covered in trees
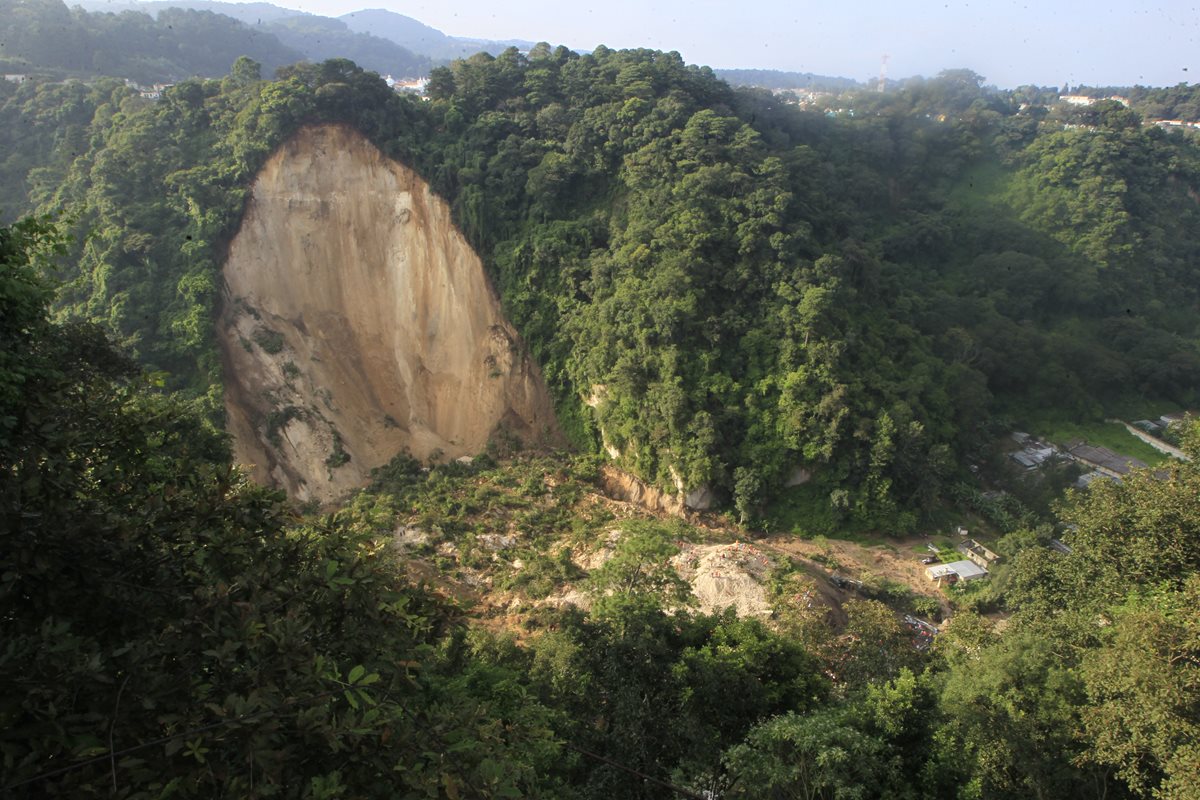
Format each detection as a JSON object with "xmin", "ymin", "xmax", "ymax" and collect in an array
[
  {"xmin": 2, "ymin": 46, "xmax": 1200, "ymax": 797},
  {"xmin": 3, "ymin": 50, "xmax": 1199, "ymax": 526},
  {"xmin": 0, "ymin": 0, "xmax": 304, "ymax": 82},
  {"xmin": 0, "ymin": 0, "xmax": 430, "ymax": 83},
  {"xmin": 3, "ymin": 210, "xmax": 1199, "ymax": 797}
]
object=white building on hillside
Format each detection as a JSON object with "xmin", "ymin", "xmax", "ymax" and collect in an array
[{"xmin": 926, "ymin": 560, "xmax": 988, "ymax": 586}]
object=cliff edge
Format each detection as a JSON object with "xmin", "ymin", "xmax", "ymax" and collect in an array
[{"xmin": 218, "ymin": 124, "xmax": 560, "ymax": 504}]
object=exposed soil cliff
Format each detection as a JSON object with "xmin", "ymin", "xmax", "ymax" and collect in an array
[
  {"xmin": 218, "ymin": 124, "xmax": 560, "ymax": 504},
  {"xmin": 598, "ymin": 464, "xmax": 687, "ymax": 516}
]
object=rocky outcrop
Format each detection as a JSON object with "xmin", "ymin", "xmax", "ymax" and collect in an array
[
  {"xmin": 589, "ymin": 388, "xmax": 713, "ymax": 512},
  {"xmin": 599, "ymin": 465, "xmax": 688, "ymax": 516},
  {"xmin": 218, "ymin": 124, "xmax": 560, "ymax": 504}
]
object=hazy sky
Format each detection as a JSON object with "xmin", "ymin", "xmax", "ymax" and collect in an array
[{"xmin": 278, "ymin": 0, "xmax": 1196, "ymax": 88}]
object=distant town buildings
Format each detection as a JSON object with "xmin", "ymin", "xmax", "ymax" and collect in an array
[
  {"xmin": 1059, "ymin": 94, "xmax": 1130, "ymax": 107},
  {"xmin": 384, "ymin": 75, "xmax": 428, "ymax": 95},
  {"xmin": 1064, "ymin": 440, "xmax": 1148, "ymax": 479},
  {"xmin": 1043, "ymin": 99, "xmax": 1200, "ymax": 132},
  {"xmin": 1009, "ymin": 433, "xmax": 1059, "ymax": 470},
  {"xmin": 1153, "ymin": 119, "xmax": 1200, "ymax": 130},
  {"xmin": 777, "ymin": 89, "xmax": 833, "ymax": 109},
  {"xmin": 3, "ymin": 74, "xmax": 29, "ymax": 85},
  {"xmin": 121, "ymin": 78, "xmax": 173, "ymax": 100}
]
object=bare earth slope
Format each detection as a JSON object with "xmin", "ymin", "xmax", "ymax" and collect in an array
[{"xmin": 218, "ymin": 124, "xmax": 560, "ymax": 504}]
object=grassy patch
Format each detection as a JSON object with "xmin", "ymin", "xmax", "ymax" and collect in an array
[
  {"xmin": 1101, "ymin": 396, "xmax": 1183, "ymax": 423},
  {"xmin": 918, "ymin": 501, "xmax": 994, "ymax": 537},
  {"xmin": 1030, "ymin": 419, "xmax": 1168, "ymax": 466},
  {"xmin": 936, "ymin": 547, "xmax": 962, "ymax": 564}
]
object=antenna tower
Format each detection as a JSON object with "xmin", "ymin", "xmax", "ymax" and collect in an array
[{"xmin": 878, "ymin": 54, "xmax": 890, "ymax": 92}]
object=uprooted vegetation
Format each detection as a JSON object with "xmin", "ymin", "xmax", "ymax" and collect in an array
[{"xmin": 355, "ymin": 451, "xmax": 958, "ymax": 638}]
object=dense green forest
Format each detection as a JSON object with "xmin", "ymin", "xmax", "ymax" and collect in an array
[
  {"xmin": 3, "ymin": 49, "xmax": 1198, "ymax": 527},
  {"xmin": 1074, "ymin": 83, "xmax": 1200, "ymax": 122},
  {"xmin": 3, "ymin": 215, "xmax": 1199, "ymax": 796},
  {"xmin": 0, "ymin": 0, "xmax": 303, "ymax": 82},
  {"xmin": 0, "ymin": 0, "xmax": 429, "ymax": 84},
  {"xmin": 1, "ymin": 29, "xmax": 1200, "ymax": 796}
]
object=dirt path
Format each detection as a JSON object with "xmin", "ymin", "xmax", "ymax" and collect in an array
[
  {"xmin": 759, "ymin": 533, "xmax": 951, "ymax": 623},
  {"xmin": 752, "ymin": 542, "xmax": 851, "ymax": 627}
]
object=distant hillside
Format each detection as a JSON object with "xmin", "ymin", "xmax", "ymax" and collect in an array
[
  {"xmin": 1, "ymin": 0, "xmax": 302, "ymax": 82},
  {"xmin": 77, "ymin": 0, "xmax": 303, "ymax": 23},
  {"xmin": 340, "ymin": 8, "xmax": 532, "ymax": 61},
  {"xmin": 78, "ymin": 0, "xmax": 537, "ymax": 65},
  {"xmin": 260, "ymin": 15, "xmax": 428, "ymax": 78},
  {"xmin": 33, "ymin": 0, "xmax": 428, "ymax": 80},
  {"xmin": 9, "ymin": 50, "xmax": 1198, "ymax": 528},
  {"xmin": 716, "ymin": 68, "xmax": 859, "ymax": 92},
  {"xmin": 338, "ymin": 8, "xmax": 461, "ymax": 59}
]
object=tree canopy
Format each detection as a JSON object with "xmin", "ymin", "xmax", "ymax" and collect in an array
[
  {"xmin": 4, "ymin": 207, "xmax": 1200, "ymax": 798},
  {"xmin": 4, "ymin": 50, "xmax": 1198, "ymax": 526}
]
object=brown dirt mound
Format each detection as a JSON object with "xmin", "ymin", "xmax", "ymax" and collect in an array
[{"xmin": 672, "ymin": 542, "xmax": 775, "ymax": 617}]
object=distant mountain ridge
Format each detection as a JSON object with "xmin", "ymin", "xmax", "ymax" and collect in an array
[
  {"xmin": 0, "ymin": 0, "xmax": 304, "ymax": 82},
  {"xmin": 68, "ymin": 1, "xmax": 862, "ymax": 88},
  {"xmin": 78, "ymin": 0, "xmax": 538, "ymax": 67},
  {"xmin": 77, "ymin": 0, "xmax": 304, "ymax": 24},
  {"xmin": 258, "ymin": 14, "xmax": 428, "ymax": 78},
  {"xmin": 339, "ymin": 8, "xmax": 534, "ymax": 61}
]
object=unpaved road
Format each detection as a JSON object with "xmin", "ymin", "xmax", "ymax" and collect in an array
[{"xmin": 759, "ymin": 533, "xmax": 952, "ymax": 623}]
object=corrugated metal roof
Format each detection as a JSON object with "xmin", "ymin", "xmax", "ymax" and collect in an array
[{"xmin": 946, "ymin": 560, "xmax": 988, "ymax": 579}]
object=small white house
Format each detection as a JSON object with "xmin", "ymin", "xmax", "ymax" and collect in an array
[{"xmin": 926, "ymin": 560, "xmax": 988, "ymax": 585}]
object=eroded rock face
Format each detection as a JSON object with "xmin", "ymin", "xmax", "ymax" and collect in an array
[
  {"xmin": 218, "ymin": 124, "xmax": 560, "ymax": 504},
  {"xmin": 598, "ymin": 465, "xmax": 687, "ymax": 516}
]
